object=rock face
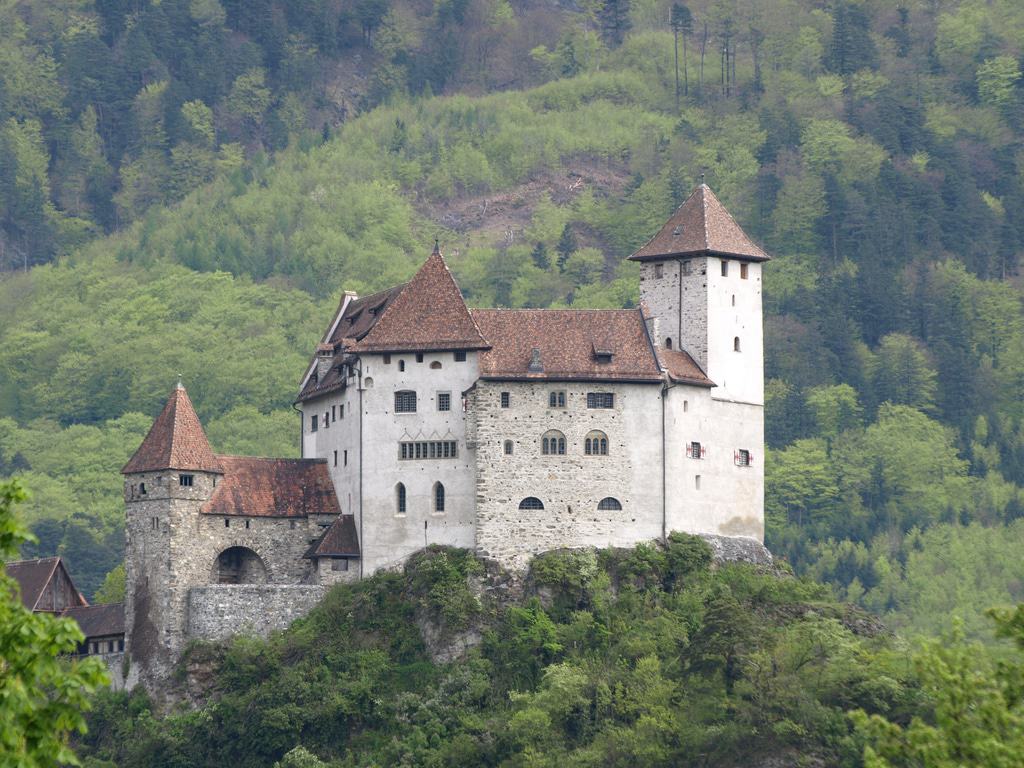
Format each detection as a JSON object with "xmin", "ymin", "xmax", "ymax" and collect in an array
[{"xmin": 698, "ymin": 533, "xmax": 774, "ymax": 567}]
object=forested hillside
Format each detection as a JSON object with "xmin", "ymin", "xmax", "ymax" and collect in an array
[{"xmin": 1, "ymin": 0, "xmax": 1023, "ymax": 645}]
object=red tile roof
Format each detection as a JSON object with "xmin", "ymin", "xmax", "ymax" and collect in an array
[
  {"xmin": 629, "ymin": 184, "xmax": 769, "ymax": 262},
  {"xmin": 349, "ymin": 250, "xmax": 489, "ymax": 353},
  {"xmin": 304, "ymin": 514, "xmax": 360, "ymax": 558},
  {"xmin": 201, "ymin": 456, "xmax": 341, "ymax": 518},
  {"xmin": 4, "ymin": 557, "xmax": 87, "ymax": 611},
  {"xmin": 64, "ymin": 603, "xmax": 124, "ymax": 639},
  {"xmin": 470, "ymin": 309, "xmax": 663, "ymax": 382},
  {"xmin": 122, "ymin": 385, "xmax": 223, "ymax": 475},
  {"xmin": 658, "ymin": 348, "xmax": 714, "ymax": 387}
]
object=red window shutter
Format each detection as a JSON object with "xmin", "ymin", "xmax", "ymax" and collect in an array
[
  {"xmin": 700, "ymin": 446, "xmax": 706, "ymax": 458},
  {"xmin": 686, "ymin": 444, "xmax": 692, "ymax": 457}
]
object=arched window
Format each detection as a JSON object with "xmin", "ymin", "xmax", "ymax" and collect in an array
[
  {"xmin": 519, "ymin": 497, "xmax": 544, "ymax": 510},
  {"xmin": 597, "ymin": 497, "xmax": 622, "ymax": 510},
  {"xmin": 666, "ymin": 338, "xmax": 673, "ymax": 349},
  {"xmin": 430, "ymin": 361, "xmax": 442, "ymax": 369},
  {"xmin": 504, "ymin": 440, "xmax": 514, "ymax": 455},
  {"xmin": 213, "ymin": 546, "xmax": 268, "ymax": 584},
  {"xmin": 733, "ymin": 337, "xmax": 741, "ymax": 352},
  {"xmin": 541, "ymin": 430, "xmax": 566, "ymax": 455},
  {"xmin": 396, "ymin": 483, "xmax": 406, "ymax": 514},
  {"xmin": 585, "ymin": 430, "xmax": 609, "ymax": 456},
  {"xmin": 434, "ymin": 482, "xmax": 445, "ymax": 513}
]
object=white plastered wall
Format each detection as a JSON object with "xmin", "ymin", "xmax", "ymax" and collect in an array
[{"xmin": 301, "ymin": 351, "xmax": 479, "ymax": 574}]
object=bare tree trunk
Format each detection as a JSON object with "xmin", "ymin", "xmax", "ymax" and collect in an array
[
  {"xmin": 683, "ymin": 34, "xmax": 688, "ymax": 95},
  {"xmin": 673, "ymin": 26, "xmax": 680, "ymax": 112},
  {"xmin": 699, "ymin": 22, "xmax": 707, "ymax": 94}
]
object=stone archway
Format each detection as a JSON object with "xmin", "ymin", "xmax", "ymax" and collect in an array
[{"xmin": 212, "ymin": 546, "xmax": 269, "ymax": 584}]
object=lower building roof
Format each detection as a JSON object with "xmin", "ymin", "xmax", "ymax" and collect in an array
[
  {"xmin": 201, "ymin": 456, "xmax": 342, "ymax": 518},
  {"xmin": 304, "ymin": 514, "xmax": 360, "ymax": 558},
  {"xmin": 64, "ymin": 603, "xmax": 125, "ymax": 639}
]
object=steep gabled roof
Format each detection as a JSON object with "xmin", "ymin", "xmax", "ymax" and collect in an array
[
  {"xmin": 629, "ymin": 184, "xmax": 769, "ymax": 262},
  {"xmin": 470, "ymin": 308, "xmax": 663, "ymax": 382},
  {"xmin": 349, "ymin": 249, "xmax": 489, "ymax": 353},
  {"xmin": 201, "ymin": 456, "xmax": 341, "ymax": 518},
  {"xmin": 122, "ymin": 384, "xmax": 222, "ymax": 474},
  {"xmin": 304, "ymin": 514, "xmax": 360, "ymax": 559},
  {"xmin": 4, "ymin": 557, "xmax": 87, "ymax": 611}
]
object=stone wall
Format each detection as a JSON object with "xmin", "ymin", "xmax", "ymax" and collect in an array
[
  {"xmin": 470, "ymin": 380, "xmax": 664, "ymax": 568},
  {"xmin": 187, "ymin": 585, "xmax": 328, "ymax": 641}
]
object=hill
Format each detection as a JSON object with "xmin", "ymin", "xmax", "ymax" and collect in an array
[
  {"xmin": 77, "ymin": 538, "xmax": 922, "ymax": 767},
  {"xmin": 0, "ymin": 0, "xmax": 1023, "ymax": 641}
]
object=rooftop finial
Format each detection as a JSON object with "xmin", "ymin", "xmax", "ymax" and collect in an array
[
  {"xmin": 432, "ymin": 238, "xmax": 441, "ymax": 256},
  {"xmin": 699, "ymin": 171, "xmax": 706, "ymax": 186},
  {"xmin": 176, "ymin": 373, "xmax": 183, "ymax": 389}
]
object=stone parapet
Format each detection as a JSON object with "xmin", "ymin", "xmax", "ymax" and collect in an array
[{"xmin": 187, "ymin": 585, "xmax": 327, "ymax": 641}]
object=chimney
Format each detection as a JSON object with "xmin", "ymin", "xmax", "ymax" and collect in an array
[{"xmin": 316, "ymin": 343, "xmax": 335, "ymax": 380}]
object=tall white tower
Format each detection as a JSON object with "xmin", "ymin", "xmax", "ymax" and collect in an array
[{"xmin": 630, "ymin": 183, "xmax": 768, "ymax": 406}]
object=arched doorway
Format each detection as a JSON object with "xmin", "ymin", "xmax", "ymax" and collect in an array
[{"xmin": 213, "ymin": 546, "xmax": 268, "ymax": 584}]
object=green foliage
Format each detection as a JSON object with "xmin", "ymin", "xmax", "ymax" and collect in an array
[
  {"xmin": 76, "ymin": 544, "xmax": 918, "ymax": 767},
  {"xmin": 0, "ymin": 480, "xmax": 108, "ymax": 767},
  {"xmin": 94, "ymin": 564, "xmax": 125, "ymax": 605},
  {"xmin": 854, "ymin": 618, "xmax": 1024, "ymax": 767}
]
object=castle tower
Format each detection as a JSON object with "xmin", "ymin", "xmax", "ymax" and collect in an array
[
  {"xmin": 630, "ymin": 183, "xmax": 768, "ymax": 405},
  {"xmin": 121, "ymin": 383, "xmax": 223, "ymax": 686}
]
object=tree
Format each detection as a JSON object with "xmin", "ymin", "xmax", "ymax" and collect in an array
[
  {"xmin": 555, "ymin": 224, "xmax": 577, "ymax": 272},
  {"xmin": 853, "ymin": 616, "xmax": 1024, "ymax": 766},
  {"xmin": 670, "ymin": 4, "xmax": 693, "ymax": 109},
  {"xmin": 976, "ymin": 56, "xmax": 1021, "ymax": 112},
  {"xmin": 0, "ymin": 479, "xmax": 108, "ymax": 767},
  {"xmin": 597, "ymin": 0, "xmax": 631, "ymax": 48},
  {"xmin": 868, "ymin": 334, "xmax": 939, "ymax": 413}
]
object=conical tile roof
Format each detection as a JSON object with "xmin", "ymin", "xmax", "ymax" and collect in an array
[
  {"xmin": 350, "ymin": 248, "xmax": 489, "ymax": 353},
  {"xmin": 122, "ymin": 384, "xmax": 223, "ymax": 474},
  {"xmin": 629, "ymin": 184, "xmax": 769, "ymax": 262}
]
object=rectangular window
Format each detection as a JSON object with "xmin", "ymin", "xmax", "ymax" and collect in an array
[
  {"xmin": 681, "ymin": 260, "xmax": 692, "ymax": 276},
  {"xmin": 687, "ymin": 441, "xmax": 704, "ymax": 459},
  {"xmin": 340, "ymin": 404, "xmax": 344, "ymax": 419},
  {"xmin": 311, "ymin": 414, "xmax": 318, "ymax": 432},
  {"xmin": 437, "ymin": 392, "xmax": 451, "ymax": 411},
  {"xmin": 721, "ymin": 260, "xmax": 729, "ymax": 277},
  {"xmin": 654, "ymin": 263, "xmax": 664, "ymax": 278},
  {"xmin": 500, "ymin": 392, "xmax": 510, "ymax": 408},
  {"xmin": 343, "ymin": 450, "xmax": 348, "ymax": 466},
  {"xmin": 740, "ymin": 263, "xmax": 748, "ymax": 279},
  {"xmin": 586, "ymin": 392, "xmax": 614, "ymax": 409},
  {"xmin": 549, "ymin": 391, "xmax": 566, "ymax": 408},
  {"xmin": 333, "ymin": 450, "xmax": 338, "ymax": 467},
  {"xmin": 331, "ymin": 559, "xmax": 349, "ymax": 572},
  {"xmin": 332, "ymin": 405, "xmax": 336, "ymax": 421},
  {"xmin": 224, "ymin": 518, "xmax": 230, "ymax": 527},
  {"xmin": 383, "ymin": 354, "xmax": 392, "ymax": 364},
  {"xmin": 416, "ymin": 352, "xmax": 424, "ymax": 363},
  {"xmin": 179, "ymin": 474, "xmax": 194, "ymax": 487},
  {"xmin": 398, "ymin": 440, "xmax": 459, "ymax": 460},
  {"xmin": 399, "ymin": 360, "xmax": 406, "ymax": 372},
  {"xmin": 395, "ymin": 391, "xmax": 417, "ymax": 413},
  {"xmin": 454, "ymin": 351, "xmax": 467, "ymax": 362},
  {"xmin": 736, "ymin": 449, "xmax": 751, "ymax": 467},
  {"xmin": 324, "ymin": 411, "xmax": 330, "ymax": 428}
]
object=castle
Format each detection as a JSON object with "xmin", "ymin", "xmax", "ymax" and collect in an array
[{"xmin": 122, "ymin": 183, "xmax": 767, "ymax": 689}]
